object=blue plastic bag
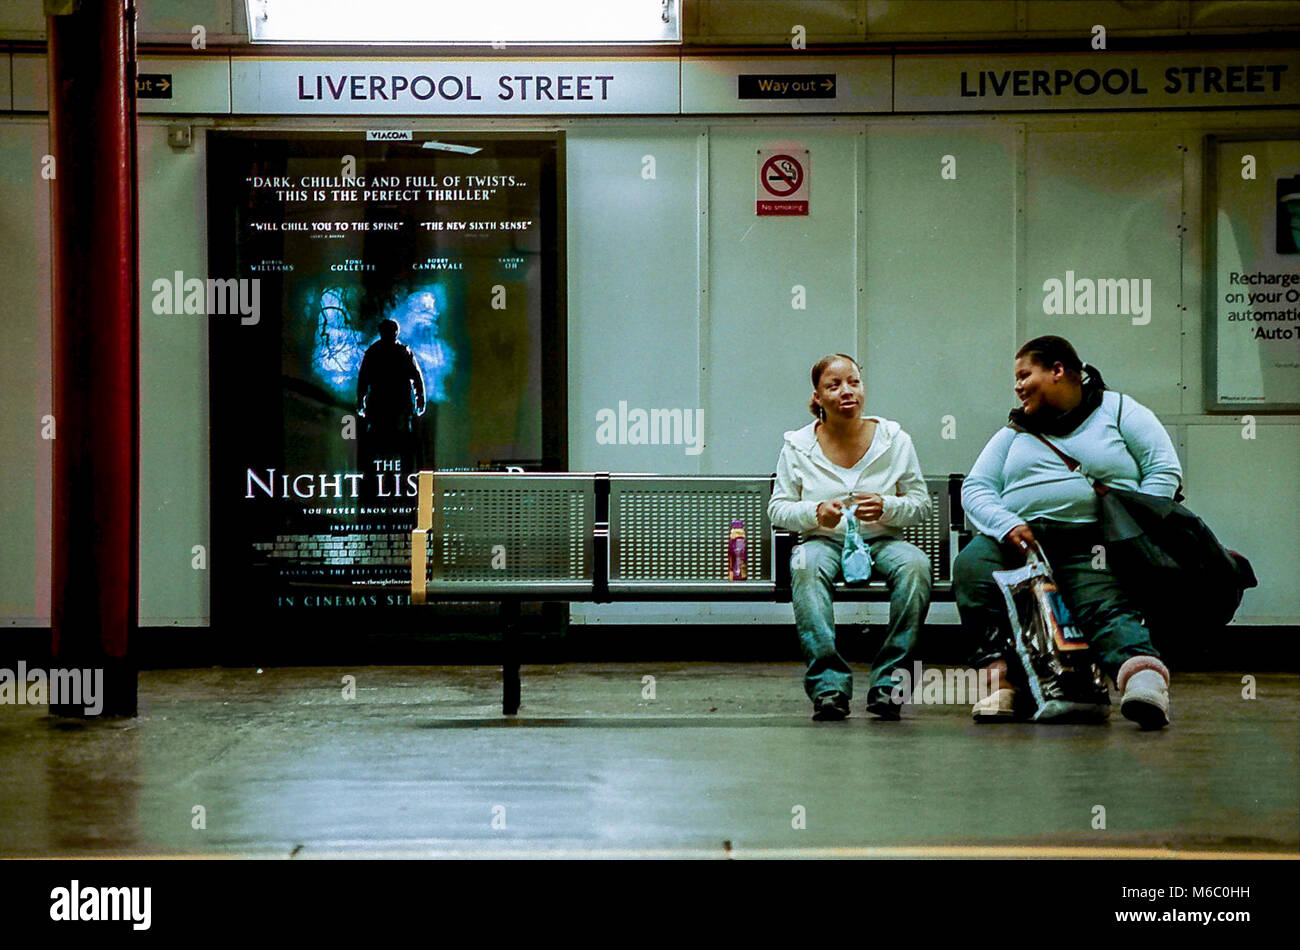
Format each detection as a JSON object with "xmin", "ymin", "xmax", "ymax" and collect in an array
[{"xmin": 841, "ymin": 505, "xmax": 874, "ymax": 583}]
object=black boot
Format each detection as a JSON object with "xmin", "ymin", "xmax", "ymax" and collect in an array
[
  {"xmin": 865, "ymin": 688, "xmax": 902, "ymax": 720},
  {"xmin": 812, "ymin": 692, "xmax": 850, "ymax": 721}
]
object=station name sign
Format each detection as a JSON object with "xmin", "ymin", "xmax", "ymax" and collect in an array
[
  {"xmin": 6, "ymin": 50, "xmax": 1296, "ymax": 116},
  {"xmin": 296, "ymin": 73, "xmax": 617, "ymax": 104},
  {"xmin": 896, "ymin": 51, "xmax": 1300, "ymax": 111},
  {"xmin": 958, "ymin": 63, "xmax": 1288, "ymax": 98},
  {"xmin": 231, "ymin": 59, "xmax": 679, "ymax": 115}
]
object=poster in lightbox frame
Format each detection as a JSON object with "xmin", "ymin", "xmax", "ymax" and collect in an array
[
  {"xmin": 206, "ymin": 131, "xmax": 567, "ymax": 633},
  {"xmin": 1204, "ymin": 133, "xmax": 1300, "ymax": 412}
]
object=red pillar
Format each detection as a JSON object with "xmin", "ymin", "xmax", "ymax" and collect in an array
[{"xmin": 47, "ymin": 0, "xmax": 139, "ymax": 716}]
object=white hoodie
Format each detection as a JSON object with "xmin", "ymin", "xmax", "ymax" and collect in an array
[{"xmin": 767, "ymin": 416, "xmax": 931, "ymax": 542}]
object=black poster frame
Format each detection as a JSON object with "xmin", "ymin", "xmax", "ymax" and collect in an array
[{"xmin": 205, "ymin": 130, "xmax": 567, "ymax": 637}]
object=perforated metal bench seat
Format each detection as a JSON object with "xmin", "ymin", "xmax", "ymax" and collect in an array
[
  {"xmin": 408, "ymin": 470, "xmax": 968, "ymax": 715},
  {"xmin": 409, "ymin": 471, "xmax": 966, "ymax": 602},
  {"xmin": 410, "ymin": 472, "xmax": 597, "ymax": 599}
]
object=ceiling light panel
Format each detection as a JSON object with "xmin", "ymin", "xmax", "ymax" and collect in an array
[{"xmin": 246, "ymin": 0, "xmax": 682, "ymax": 46}]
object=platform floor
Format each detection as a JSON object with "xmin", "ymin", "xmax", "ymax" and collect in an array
[{"xmin": 0, "ymin": 664, "xmax": 1295, "ymax": 858}]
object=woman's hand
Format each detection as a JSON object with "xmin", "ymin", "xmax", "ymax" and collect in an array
[
  {"xmin": 852, "ymin": 493, "xmax": 885, "ymax": 522},
  {"xmin": 815, "ymin": 501, "xmax": 845, "ymax": 528},
  {"xmin": 1004, "ymin": 524, "xmax": 1038, "ymax": 558}
]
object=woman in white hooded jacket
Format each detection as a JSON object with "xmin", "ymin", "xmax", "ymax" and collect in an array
[{"xmin": 768, "ymin": 354, "xmax": 933, "ymax": 721}]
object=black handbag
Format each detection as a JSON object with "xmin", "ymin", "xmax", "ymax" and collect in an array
[
  {"xmin": 1012, "ymin": 403, "xmax": 1258, "ymax": 636},
  {"xmin": 1089, "ymin": 484, "xmax": 1257, "ymax": 632}
]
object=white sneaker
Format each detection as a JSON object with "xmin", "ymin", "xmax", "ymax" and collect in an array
[
  {"xmin": 1118, "ymin": 657, "xmax": 1170, "ymax": 730},
  {"xmin": 972, "ymin": 687, "xmax": 1018, "ymax": 722}
]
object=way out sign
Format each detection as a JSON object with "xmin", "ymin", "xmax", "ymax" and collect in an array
[{"xmin": 757, "ymin": 149, "xmax": 809, "ymax": 215}]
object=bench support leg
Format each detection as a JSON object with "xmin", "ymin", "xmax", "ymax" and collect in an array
[{"xmin": 502, "ymin": 600, "xmax": 521, "ymax": 716}]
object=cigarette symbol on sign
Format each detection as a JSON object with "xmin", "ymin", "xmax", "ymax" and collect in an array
[{"xmin": 761, "ymin": 154, "xmax": 804, "ymax": 197}]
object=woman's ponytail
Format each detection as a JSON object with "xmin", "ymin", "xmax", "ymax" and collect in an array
[{"xmin": 1080, "ymin": 361, "xmax": 1108, "ymax": 391}]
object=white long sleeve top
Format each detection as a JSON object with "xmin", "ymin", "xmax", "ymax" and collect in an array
[{"xmin": 768, "ymin": 416, "xmax": 932, "ymax": 542}]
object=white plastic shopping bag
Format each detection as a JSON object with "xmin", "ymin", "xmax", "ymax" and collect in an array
[{"xmin": 992, "ymin": 548, "xmax": 1110, "ymax": 722}]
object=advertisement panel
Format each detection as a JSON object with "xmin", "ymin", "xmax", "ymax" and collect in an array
[
  {"xmin": 1207, "ymin": 135, "xmax": 1300, "ymax": 411},
  {"xmin": 205, "ymin": 132, "xmax": 565, "ymax": 631}
]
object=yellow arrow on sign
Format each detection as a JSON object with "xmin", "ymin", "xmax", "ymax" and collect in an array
[{"xmin": 821, "ymin": 79, "xmax": 834, "ymax": 91}]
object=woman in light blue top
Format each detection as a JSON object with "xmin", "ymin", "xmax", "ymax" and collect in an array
[{"xmin": 956, "ymin": 336, "xmax": 1182, "ymax": 729}]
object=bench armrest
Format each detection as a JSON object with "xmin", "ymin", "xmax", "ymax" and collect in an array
[{"xmin": 774, "ymin": 530, "xmax": 797, "ymax": 602}]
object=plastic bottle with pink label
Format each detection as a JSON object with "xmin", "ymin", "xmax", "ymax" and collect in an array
[{"xmin": 728, "ymin": 519, "xmax": 747, "ymax": 581}]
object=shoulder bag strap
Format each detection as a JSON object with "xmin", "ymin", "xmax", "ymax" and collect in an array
[
  {"xmin": 1113, "ymin": 391, "xmax": 1186, "ymax": 503},
  {"xmin": 1008, "ymin": 422, "xmax": 1108, "ymax": 497}
]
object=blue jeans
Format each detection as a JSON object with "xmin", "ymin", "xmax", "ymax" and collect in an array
[{"xmin": 790, "ymin": 535, "xmax": 932, "ymax": 701}]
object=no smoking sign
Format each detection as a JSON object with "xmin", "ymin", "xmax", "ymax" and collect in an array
[{"xmin": 757, "ymin": 149, "xmax": 810, "ymax": 216}]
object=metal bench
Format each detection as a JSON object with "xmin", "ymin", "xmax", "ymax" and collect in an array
[
  {"xmin": 410, "ymin": 471, "xmax": 967, "ymax": 712},
  {"xmin": 411, "ymin": 471, "xmax": 597, "ymax": 600},
  {"xmin": 608, "ymin": 474, "xmax": 776, "ymax": 599}
]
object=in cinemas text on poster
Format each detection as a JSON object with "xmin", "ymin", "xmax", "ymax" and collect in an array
[{"xmin": 206, "ymin": 132, "xmax": 566, "ymax": 632}]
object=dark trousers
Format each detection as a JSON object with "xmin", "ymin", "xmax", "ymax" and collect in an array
[{"xmin": 954, "ymin": 520, "xmax": 1160, "ymax": 681}]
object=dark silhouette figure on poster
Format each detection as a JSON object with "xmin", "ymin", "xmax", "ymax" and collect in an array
[{"xmin": 357, "ymin": 319, "xmax": 427, "ymax": 492}]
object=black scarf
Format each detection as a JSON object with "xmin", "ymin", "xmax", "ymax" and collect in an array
[{"xmin": 1008, "ymin": 364, "xmax": 1108, "ymax": 437}]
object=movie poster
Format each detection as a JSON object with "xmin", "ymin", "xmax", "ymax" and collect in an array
[
  {"xmin": 207, "ymin": 132, "xmax": 565, "ymax": 631},
  {"xmin": 1209, "ymin": 136, "xmax": 1300, "ymax": 411}
]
